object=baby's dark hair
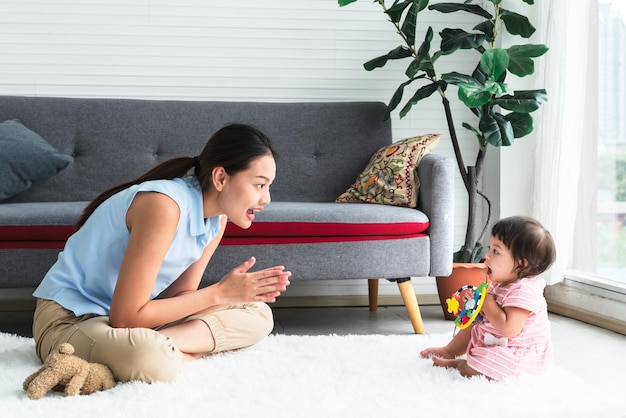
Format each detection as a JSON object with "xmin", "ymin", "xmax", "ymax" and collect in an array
[{"xmin": 491, "ymin": 216, "xmax": 556, "ymax": 278}]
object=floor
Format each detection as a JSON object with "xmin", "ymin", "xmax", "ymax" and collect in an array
[{"xmin": 1, "ymin": 304, "xmax": 625, "ymax": 394}]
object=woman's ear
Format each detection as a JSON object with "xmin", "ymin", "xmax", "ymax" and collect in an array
[{"xmin": 212, "ymin": 167, "xmax": 227, "ymax": 191}]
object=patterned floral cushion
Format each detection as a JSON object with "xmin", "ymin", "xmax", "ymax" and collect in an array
[{"xmin": 336, "ymin": 133, "xmax": 440, "ymax": 208}]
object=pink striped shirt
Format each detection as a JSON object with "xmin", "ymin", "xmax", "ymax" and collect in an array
[{"xmin": 466, "ymin": 276, "xmax": 553, "ymax": 379}]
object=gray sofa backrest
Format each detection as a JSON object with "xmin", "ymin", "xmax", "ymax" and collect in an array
[{"xmin": 0, "ymin": 97, "xmax": 392, "ymax": 203}]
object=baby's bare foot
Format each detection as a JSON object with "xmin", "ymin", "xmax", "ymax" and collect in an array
[
  {"xmin": 432, "ymin": 357, "xmax": 484, "ymax": 378},
  {"xmin": 432, "ymin": 356, "xmax": 458, "ymax": 368},
  {"xmin": 419, "ymin": 346, "xmax": 454, "ymax": 360}
]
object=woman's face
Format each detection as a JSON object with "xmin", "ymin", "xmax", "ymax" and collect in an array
[
  {"xmin": 484, "ymin": 235, "xmax": 518, "ymax": 284},
  {"xmin": 216, "ymin": 154, "xmax": 275, "ymax": 229}
]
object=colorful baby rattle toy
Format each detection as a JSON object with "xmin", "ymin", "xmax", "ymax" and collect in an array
[{"xmin": 446, "ymin": 282, "xmax": 488, "ymax": 331}]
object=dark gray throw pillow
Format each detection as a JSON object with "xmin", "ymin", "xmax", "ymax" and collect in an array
[{"xmin": 0, "ymin": 119, "xmax": 71, "ymax": 200}]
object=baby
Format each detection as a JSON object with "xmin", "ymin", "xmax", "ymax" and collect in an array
[{"xmin": 421, "ymin": 216, "xmax": 557, "ymax": 380}]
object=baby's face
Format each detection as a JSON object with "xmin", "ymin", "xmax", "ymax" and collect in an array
[{"xmin": 484, "ymin": 236, "xmax": 518, "ymax": 284}]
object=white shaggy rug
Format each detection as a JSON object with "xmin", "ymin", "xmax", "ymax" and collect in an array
[{"xmin": 1, "ymin": 332, "xmax": 623, "ymax": 418}]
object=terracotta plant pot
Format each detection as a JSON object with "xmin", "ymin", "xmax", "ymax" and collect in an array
[{"xmin": 436, "ymin": 262, "xmax": 488, "ymax": 320}]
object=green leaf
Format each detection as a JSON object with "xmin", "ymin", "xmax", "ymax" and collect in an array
[
  {"xmin": 428, "ymin": 3, "xmax": 493, "ymax": 19},
  {"xmin": 462, "ymin": 122, "xmax": 483, "ymax": 143},
  {"xmin": 472, "ymin": 65, "xmax": 488, "ymax": 85},
  {"xmin": 500, "ymin": 8, "xmax": 536, "ymax": 38},
  {"xmin": 386, "ymin": 0, "xmax": 429, "ymax": 25},
  {"xmin": 492, "ymin": 89, "xmax": 548, "ymax": 112},
  {"xmin": 458, "ymin": 82, "xmax": 491, "ymax": 108},
  {"xmin": 505, "ymin": 112, "xmax": 534, "ymax": 138},
  {"xmin": 469, "ymin": 104, "xmax": 483, "ymax": 119},
  {"xmin": 400, "ymin": 1, "xmax": 430, "ymax": 45},
  {"xmin": 484, "ymin": 79, "xmax": 512, "ymax": 95},
  {"xmin": 419, "ymin": 57, "xmax": 436, "ymax": 77},
  {"xmin": 416, "ymin": 0, "xmax": 430, "ymax": 12},
  {"xmin": 387, "ymin": 78, "xmax": 418, "ymax": 115},
  {"xmin": 364, "ymin": 46, "xmax": 412, "ymax": 71},
  {"xmin": 406, "ymin": 57, "xmax": 424, "ymax": 78},
  {"xmin": 401, "ymin": 3, "xmax": 418, "ymax": 47},
  {"xmin": 419, "ymin": 26, "xmax": 433, "ymax": 56},
  {"xmin": 507, "ymin": 44, "xmax": 549, "ymax": 77},
  {"xmin": 479, "ymin": 48, "xmax": 509, "ymax": 80},
  {"xmin": 439, "ymin": 28, "xmax": 486, "ymax": 54},
  {"xmin": 480, "ymin": 115, "xmax": 500, "ymax": 142},
  {"xmin": 399, "ymin": 81, "xmax": 442, "ymax": 118},
  {"xmin": 508, "ymin": 43, "xmax": 549, "ymax": 59},
  {"xmin": 442, "ymin": 71, "xmax": 475, "ymax": 85},
  {"xmin": 480, "ymin": 113, "xmax": 514, "ymax": 147},
  {"xmin": 407, "ymin": 56, "xmax": 436, "ymax": 78},
  {"xmin": 338, "ymin": 0, "xmax": 358, "ymax": 6},
  {"xmin": 407, "ymin": 27, "xmax": 435, "ymax": 77},
  {"xmin": 385, "ymin": 1, "xmax": 414, "ymax": 24},
  {"xmin": 473, "ymin": 20, "xmax": 495, "ymax": 42}
]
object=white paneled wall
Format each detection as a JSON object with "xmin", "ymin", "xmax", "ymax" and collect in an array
[{"xmin": 0, "ymin": 0, "xmax": 484, "ymax": 297}]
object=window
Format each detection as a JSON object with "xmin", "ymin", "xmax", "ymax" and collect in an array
[
  {"xmin": 568, "ymin": 1, "xmax": 626, "ymax": 289},
  {"xmin": 508, "ymin": 0, "xmax": 626, "ymax": 334},
  {"xmin": 596, "ymin": 1, "xmax": 626, "ymax": 284}
]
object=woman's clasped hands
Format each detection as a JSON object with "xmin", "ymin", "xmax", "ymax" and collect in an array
[{"xmin": 217, "ymin": 256, "xmax": 291, "ymax": 304}]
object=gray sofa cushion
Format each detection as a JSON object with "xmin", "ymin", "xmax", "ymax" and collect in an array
[
  {"xmin": 0, "ymin": 202, "xmax": 87, "ymax": 226},
  {"xmin": 0, "ymin": 98, "xmax": 392, "ymax": 204},
  {"xmin": 223, "ymin": 202, "xmax": 428, "ymax": 242},
  {"xmin": 0, "ymin": 120, "xmax": 72, "ymax": 200}
]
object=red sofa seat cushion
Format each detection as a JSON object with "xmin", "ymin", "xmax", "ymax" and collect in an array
[{"xmin": 0, "ymin": 202, "xmax": 429, "ymax": 249}]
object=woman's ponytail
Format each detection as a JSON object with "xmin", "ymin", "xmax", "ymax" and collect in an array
[
  {"xmin": 76, "ymin": 123, "xmax": 275, "ymax": 229},
  {"xmin": 75, "ymin": 156, "xmax": 196, "ymax": 228}
]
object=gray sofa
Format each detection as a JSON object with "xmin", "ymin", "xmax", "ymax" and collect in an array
[{"xmin": 0, "ymin": 96, "xmax": 454, "ymax": 333}]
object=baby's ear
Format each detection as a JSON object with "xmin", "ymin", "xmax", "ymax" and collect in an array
[{"xmin": 515, "ymin": 259, "xmax": 529, "ymax": 276}]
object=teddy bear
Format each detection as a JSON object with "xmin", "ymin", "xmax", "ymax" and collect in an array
[{"xmin": 23, "ymin": 342, "xmax": 116, "ymax": 399}]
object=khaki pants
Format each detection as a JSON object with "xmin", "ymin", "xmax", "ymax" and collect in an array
[{"xmin": 32, "ymin": 298, "xmax": 274, "ymax": 383}]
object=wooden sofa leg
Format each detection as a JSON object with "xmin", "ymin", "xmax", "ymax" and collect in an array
[
  {"xmin": 396, "ymin": 279, "xmax": 425, "ymax": 334},
  {"xmin": 368, "ymin": 279, "xmax": 379, "ymax": 312}
]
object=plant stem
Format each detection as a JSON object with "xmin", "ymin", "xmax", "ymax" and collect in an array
[
  {"xmin": 463, "ymin": 166, "xmax": 479, "ymax": 262},
  {"xmin": 474, "ymin": 189, "xmax": 492, "ymax": 261},
  {"xmin": 442, "ymin": 96, "xmax": 469, "ymax": 191},
  {"xmin": 488, "ymin": 4, "xmax": 501, "ymax": 49}
]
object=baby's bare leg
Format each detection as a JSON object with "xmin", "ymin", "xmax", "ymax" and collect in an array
[{"xmin": 420, "ymin": 327, "xmax": 472, "ymax": 359}]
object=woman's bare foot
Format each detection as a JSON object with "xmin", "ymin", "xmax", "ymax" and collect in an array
[{"xmin": 419, "ymin": 346, "xmax": 455, "ymax": 360}]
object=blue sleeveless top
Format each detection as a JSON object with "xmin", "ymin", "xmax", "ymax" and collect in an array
[{"xmin": 33, "ymin": 176, "xmax": 221, "ymax": 316}]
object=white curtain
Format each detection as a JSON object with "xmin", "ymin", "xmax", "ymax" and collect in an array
[{"xmin": 530, "ymin": 0, "xmax": 599, "ymax": 284}]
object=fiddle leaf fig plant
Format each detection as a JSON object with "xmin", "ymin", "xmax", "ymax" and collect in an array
[{"xmin": 338, "ymin": 0, "xmax": 548, "ymax": 263}]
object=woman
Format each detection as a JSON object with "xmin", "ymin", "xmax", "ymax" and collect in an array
[{"xmin": 31, "ymin": 123, "xmax": 291, "ymax": 383}]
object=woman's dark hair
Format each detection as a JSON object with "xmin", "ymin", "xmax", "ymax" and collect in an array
[
  {"xmin": 491, "ymin": 216, "xmax": 557, "ymax": 278},
  {"xmin": 76, "ymin": 123, "xmax": 276, "ymax": 228}
]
